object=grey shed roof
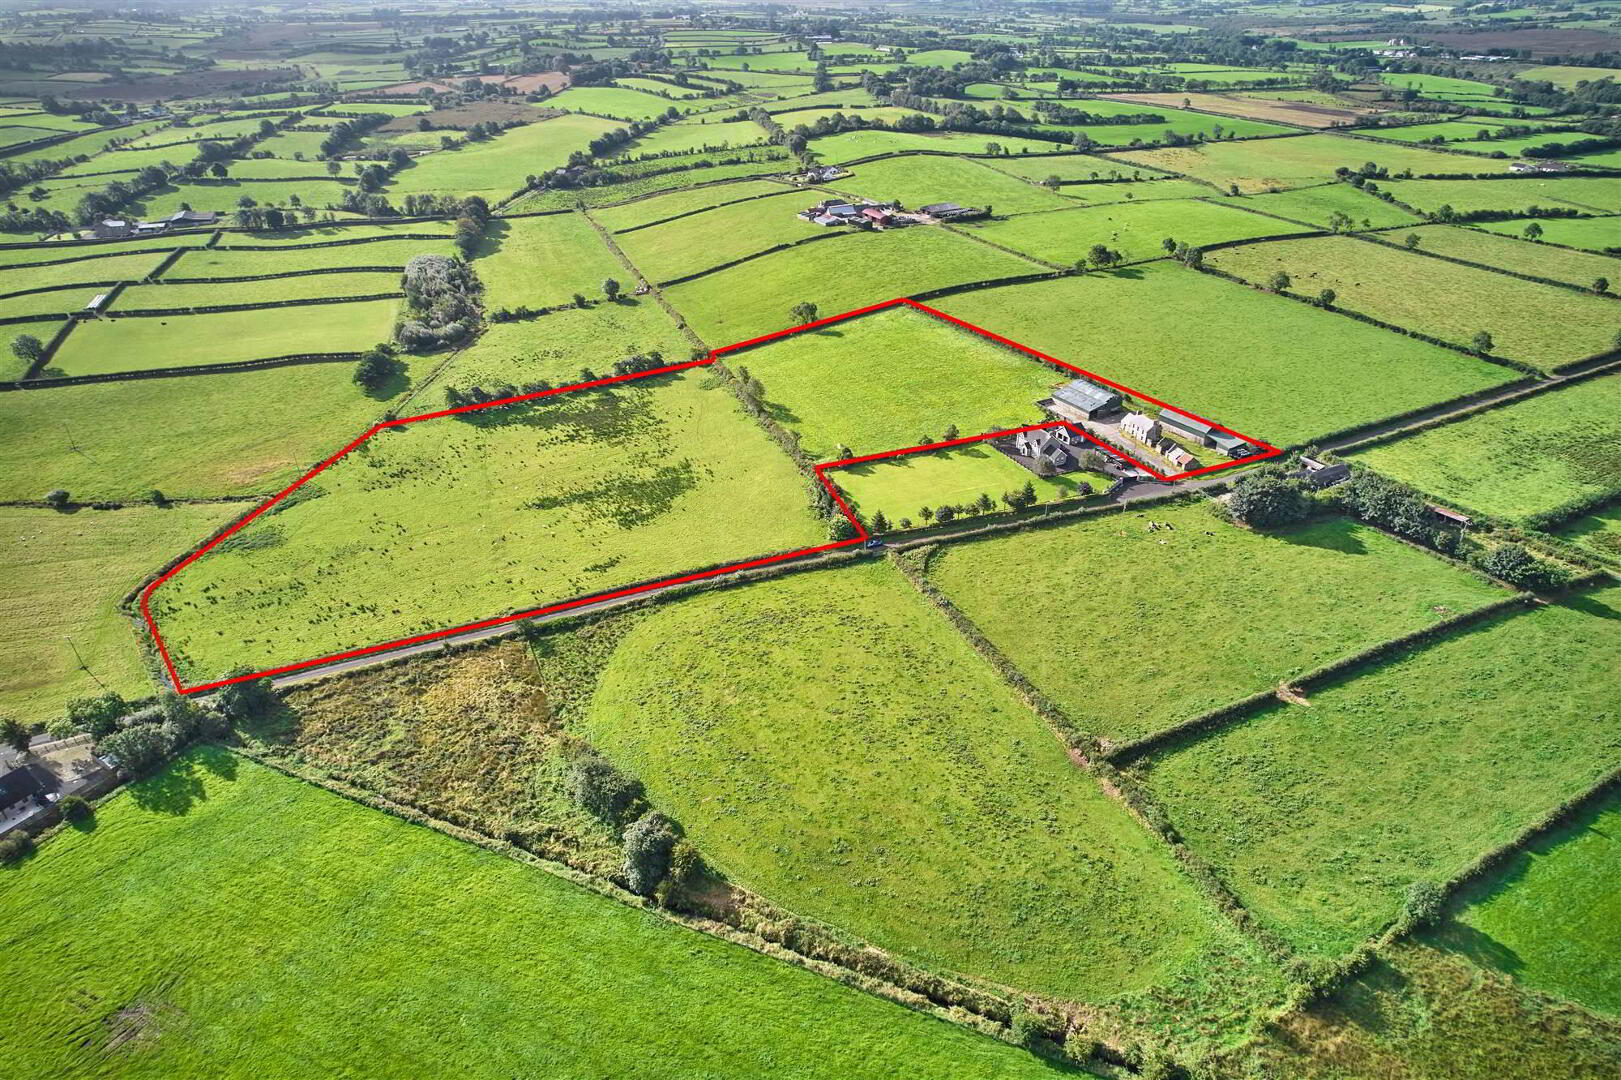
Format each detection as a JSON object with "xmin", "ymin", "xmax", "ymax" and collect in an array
[
  {"xmin": 919, "ymin": 202, "xmax": 964, "ymax": 214},
  {"xmin": 1210, "ymin": 430, "xmax": 1248, "ymax": 450},
  {"xmin": 1051, "ymin": 379, "xmax": 1121, "ymax": 414},
  {"xmin": 1159, "ymin": 411, "xmax": 1215, "ymax": 437}
]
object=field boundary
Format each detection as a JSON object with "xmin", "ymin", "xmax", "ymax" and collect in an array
[{"xmin": 140, "ymin": 296, "xmax": 1280, "ymax": 694}]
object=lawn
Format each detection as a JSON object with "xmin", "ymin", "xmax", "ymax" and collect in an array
[
  {"xmin": 0, "ymin": 747, "xmax": 1070, "ymax": 1079},
  {"xmin": 50, "ymin": 300, "xmax": 400, "ymax": 376},
  {"xmin": 1210, "ymin": 182, "xmax": 1422, "ymax": 227},
  {"xmin": 1206, "ymin": 234, "xmax": 1617, "ymax": 371},
  {"xmin": 387, "ymin": 113, "xmax": 622, "ymax": 201},
  {"xmin": 1133, "ymin": 584, "xmax": 1621, "ymax": 956},
  {"xmin": 0, "ymin": 357, "xmax": 427, "ymax": 502},
  {"xmin": 117, "ymin": 271, "xmax": 400, "ymax": 309},
  {"xmin": 1400, "ymin": 223, "xmax": 1621, "ymax": 288},
  {"xmin": 1441, "ymin": 789, "xmax": 1621, "ymax": 1017},
  {"xmin": 471, "ymin": 212, "xmax": 625, "ymax": 310},
  {"xmin": 1378, "ymin": 176, "xmax": 1621, "ymax": 215},
  {"xmin": 1351, "ymin": 376, "xmax": 1621, "ymax": 520},
  {"xmin": 168, "ymin": 236, "xmax": 454, "ymax": 276},
  {"xmin": 1111, "ymin": 133, "xmax": 1520, "ymax": 193},
  {"xmin": 925, "ymin": 501, "xmax": 1507, "ymax": 745},
  {"xmin": 963, "ymin": 198, "xmax": 1313, "ymax": 266},
  {"xmin": 665, "ymin": 226, "xmax": 1036, "ymax": 344},
  {"xmin": 593, "ymin": 177, "xmax": 792, "ymax": 231},
  {"xmin": 148, "ymin": 370, "xmax": 824, "ymax": 684},
  {"xmin": 435, "ymin": 298, "xmax": 694, "ymax": 395},
  {"xmin": 580, "ymin": 561, "xmax": 1286, "ymax": 1017},
  {"xmin": 835, "ymin": 154, "xmax": 1084, "ymax": 216},
  {"xmin": 616, "ymin": 194, "xmax": 824, "ymax": 282},
  {"xmin": 0, "ymin": 504, "xmax": 238, "ymax": 725},
  {"xmin": 830, "ymin": 442, "xmax": 1109, "ymax": 523},
  {"xmin": 734, "ymin": 305, "xmax": 1057, "ymax": 460},
  {"xmin": 934, "ymin": 265, "xmax": 1512, "ymax": 447}
]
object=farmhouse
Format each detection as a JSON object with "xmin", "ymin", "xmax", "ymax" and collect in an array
[
  {"xmin": 1014, "ymin": 429, "xmax": 1075, "ymax": 471},
  {"xmin": 1121, "ymin": 411, "xmax": 1161, "ymax": 443},
  {"xmin": 1046, "ymin": 378, "xmax": 1122, "ymax": 422}
]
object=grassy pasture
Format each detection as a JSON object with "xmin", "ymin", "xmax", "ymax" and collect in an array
[
  {"xmin": 118, "ymin": 270, "xmax": 401, "ymax": 309},
  {"xmin": 149, "ymin": 371, "xmax": 823, "ymax": 684},
  {"xmin": 1206, "ymin": 234, "xmax": 1617, "ymax": 370},
  {"xmin": 0, "ymin": 504, "xmax": 238, "ymax": 725},
  {"xmin": 51, "ymin": 300, "xmax": 399, "ymax": 376},
  {"xmin": 550, "ymin": 86, "xmax": 694, "ymax": 118},
  {"xmin": 1211, "ymin": 182, "xmax": 1421, "ymax": 227},
  {"xmin": 1398, "ymin": 222, "xmax": 1621, "ymax": 283},
  {"xmin": 935, "ymin": 266, "xmax": 1511, "ymax": 447},
  {"xmin": 129, "ymin": 178, "xmax": 357, "ymax": 217},
  {"xmin": 517, "ymin": 158, "xmax": 791, "ymax": 212},
  {"xmin": 1557, "ymin": 503, "xmax": 1621, "ymax": 563},
  {"xmin": 1378, "ymin": 176, "xmax": 1621, "ymax": 215},
  {"xmin": 734, "ymin": 306, "xmax": 1056, "ymax": 459},
  {"xmin": 964, "ymin": 198, "xmax": 1312, "ymax": 265},
  {"xmin": 834, "ymin": 155, "xmax": 1079, "ymax": 215},
  {"xmin": 1352, "ymin": 375, "xmax": 1621, "ymax": 520},
  {"xmin": 1442, "ymin": 790, "xmax": 1621, "ymax": 1016},
  {"xmin": 0, "ymin": 233, "xmax": 211, "ymax": 266},
  {"xmin": 1135, "ymin": 585, "xmax": 1621, "ymax": 956},
  {"xmin": 982, "ymin": 153, "xmax": 1173, "ymax": 181},
  {"xmin": 0, "ymin": 290, "xmax": 91, "ymax": 320},
  {"xmin": 614, "ymin": 118, "xmax": 768, "ymax": 156},
  {"xmin": 665, "ymin": 226, "xmax": 1035, "ymax": 344},
  {"xmin": 810, "ymin": 128, "xmax": 1066, "ymax": 161},
  {"xmin": 436, "ymin": 299, "xmax": 694, "ymax": 395},
  {"xmin": 0, "ymin": 747, "xmax": 1070, "ymax": 1080},
  {"xmin": 1111, "ymin": 133, "xmax": 1520, "ymax": 193},
  {"xmin": 387, "ymin": 113, "xmax": 622, "ymax": 201},
  {"xmin": 592, "ymin": 178, "xmax": 793, "ymax": 230},
  {"xmin": 472, "ymin": 212, "xmax": 624, "ymax": 311},
  {"xmin": 616, "ymin": 194, "xmax": 823, "ymax": 282},
  {"xmin": 926, "ymin": 501, "xmax": 1506, "ymax": 745},
  {"xmin": 831, "ymin": 443, "xmax": 1108, "ymax": 523},
  {"xmin": 581, "ymin": 561, "xmax": 1286, "ymax": 1015},
  {"xmin": 1, "ymin": 249, "xmax": 168, "ymax": 290}
]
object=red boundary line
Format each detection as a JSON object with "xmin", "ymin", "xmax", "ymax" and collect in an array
[{"xmin": 141, "ymin": 297, "xmax": 1280, "ymax": 694}]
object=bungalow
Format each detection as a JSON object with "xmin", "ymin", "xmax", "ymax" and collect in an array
[
  {"xmin": 1047, "ymin": 378, "xmax": 1122, "ymax": 422},
  {"xmin": 1157, "ymin": 410, "xmax": 1217, "ymax": 448},
  {"xmin": 1013, "ymin": 429, "xmax": 1074, "ymax": 471},
  {"xmin": 1120, "ymin": 411, "xmax": 1161, "ymax": 444}
]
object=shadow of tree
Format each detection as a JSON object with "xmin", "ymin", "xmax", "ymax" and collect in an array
[
  {"xmin": 1273, "ymin": 517, "xmax": 1370, "ymax": 555},
  {"xmin": 1424, "ymin": 918, "xmax": 1525, "ymax": 977}
]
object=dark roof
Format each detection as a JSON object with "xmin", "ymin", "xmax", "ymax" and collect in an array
[
  {"xmin": 1210, "ymin": 430, "xmax": 1249, "ymax": 450},
  {"xmin": 1159, "ymin": 411, "xmax": 1215, "ymax": 437},
  {"xmin": 918, "ymin": 202, "xmax": 964, "ymax": 214},
  {"xmin": 0, "ymin": 763, "xmax": 58, "ymax": 811},
  {"xmin": 1051, "ymin": 379, "xmax": 1121, "ymax": 414}
]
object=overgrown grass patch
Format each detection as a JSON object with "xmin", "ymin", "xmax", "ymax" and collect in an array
[
  {"xmin": 832, "ymin": 443, "xmax": 1108, "ymax": 523},
  {"xmin": 0, "ymin": 746, "xmax": 1071, "ymax": 1079},
  {"xmin": 1133, "ymin": 585, "xmax": 1621, "ymax": 955}
]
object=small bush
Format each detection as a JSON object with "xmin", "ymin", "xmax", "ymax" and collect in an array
[
  {"xmin": 58, "ymin": 794, "xmax": 91, "ymax": 823},
  {"xmin": 564, "ymin": 754, "xmax": 645, "ymax": 828},
  {"xmin": 0, "ymin": 831, "xmax": 34, "ymax": 862}
]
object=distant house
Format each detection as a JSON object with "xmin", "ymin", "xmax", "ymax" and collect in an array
[
  {"xmin": 803, "ymin": 165, "xmax": 842, "ymax": 183},
  {"xmin": 132, "ymin": 220, "xmax": 168, "ymax": 236},
  {"xmin": 1293, "ymin": 456, "xmax": 1350, "ymax": 489},
  {"xmin": 1510, "ymin": 161, "xmax": 1537, "ymax": 174},
  {"xmin": 1157, "ymin": 410, "xmax": 1217, "ymax": 447},
  {"xmin": 92, "ymin": 218, "xmax": 132, "ymax": 239},
  {"xmin": 1121, "ymin": 411, "xmax": 1161, "ymax": 444},
  {"xmin": 812, "ymin": 213, "xmax": 842, "ymax": 226},
  {"xmin": 1013, "ymin": 429, "xmax": 1074, "ymax": 472},
  {"xmin": 825, "ymin": 203, "xmax": 860, "ymax": 219},
  {"xmin": 1047, "ymin": 379, "xmax": 1122, "ymax": 422}
]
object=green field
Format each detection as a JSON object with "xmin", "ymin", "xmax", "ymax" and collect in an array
[
  {"xmin": 51, "ymin": 300, "xmax": 400, "ymax": 375},
  {"xmin": 1378, "ymin": 176, "xmax": 1621, "ymax": 215},
  {"xmin": 1352, "ymin": 376, "xmax": 1621, "ymax": 520},
  {"xmin": 0, "ymin": 234, "xmax": 212, "ymax": 268},
  {"xmin": 1478, "ymin": 214, "xmax": 1621, "ymax": 254},
  {"xmin": 117, "ymin": 271, "xmax": 400, "ymax": 309},
  {"xmin": 735, "ymin": 306, "xmax": 1056, "ymax": 459},
  {"xmin": 1211, "ymin": 182, "xmax": 1422, "ymax": 227},
  {"xmin": 551, "ymin": 85, "xmax": 697, "ymax": 118},
  {"xmin": 0, "ymin": 504, "xmax": 237, "ymax": 725},
  {"xmin": 1112, "ymin": 134, "xmax": 1520, "ymax": 193},
  {"xmin": 665, "ymin": 226, "xmax": 1036, "ymax": 343},
  {"xmin": 1206, "ymin": 234, "xmax": 1617, "ymax": 370},
  {"xmin": 472, "ymin": 212, "xmax": 625, "ymax": 310},
  {"xmin": 388, "ymin": 113, "xmax": 622, "ymax": 201},
  {"xmin": 592, "ymin": 177, "xmax": 793, "ymax": 230},
  {"xmin": 1134, "ymin": 585, "xmax": 1621, "ymax": 955},
  {"xmin": 0, "ymin": 359, "xmax": 426, "ymax": 502},
  {"xmin": 1442, "ymin": 791, "xmax": 1621, "ymax": 1016},
  {"xmin": 0, "ymin": 747, "xmax": 1070, "ymax": 1079},
  {"xmin": 149, "ymin": 371, "xmax": 823, "ymax": 683},
  {"xmin": 925, "ymin": 501, "xmax": 1506, "ymax": 745},
  {"xmin": 965, "ymin": 197, "xmax": 1312, "ymax": 265},
  {"xmin": 1516, "ymin": 64, "xmax": 1621, "ymax": 88},
  {"xmin": 616, "ymin": 193, "xmax": 824, "ymax": 282},
  {"xmin": 1399, "ymin": 224, "xmax": 1621, "ymax": 288},
  {"xmin": 810, "ymin": 129, "xmax": 1067, "ymax": 160},
  {"xmin": 2, "ymin": 250, "xmax": 168, "ymax": 291},
  {"xmin": 1557, "ymin": 502, "xmax": 1621, "ymax": 563},
  {"xmin": 580, "ymin": 561, "xmax": 1286, "ymax": 1014},
  {"xmin": 835, "ymin": 154, "xmax": 1080, "ymax": 216},
  {"xmin": 831, "ymin": 442, "xmax": 1108, "ymax": 523},
  {"xmin": 934, "ymin": 266, "xmax": 1511, "ymax": 446},
  {"xmin": 168, "ymin": 236, "xmax": 454, "ymax": 276}
]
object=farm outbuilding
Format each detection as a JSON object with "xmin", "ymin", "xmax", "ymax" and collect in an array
[{"xmin": 1047, "ymin": 379, "xmax": 1122, "ymax": 421}]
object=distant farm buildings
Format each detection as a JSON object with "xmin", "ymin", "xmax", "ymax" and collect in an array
[
  {"xmin": 1291, "ymin": 456, "xmax": 1351, "ymax": 489},
  {"xmin": 1045, "ymin": 378, "xmax": 1123, "ymax": 422},
  {"xmin": 796, "ymin": 197, "xmax": 986, "ymax": 229},
  {"xmin": 91, "ymin": 209, "xmax": 219, "ymax": 240}
]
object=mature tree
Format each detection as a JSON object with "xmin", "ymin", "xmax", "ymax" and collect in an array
[
  {"xmin": 43, "ymin": 489, "xmax": 69, "ymax": 507},
  {"xmin": 1404, "ymin": 232, "xmax": 1420, "ymax": 249},
  {"xmin": 353, "ymin": 344, "xmax": 404, "ymax": 390},
  {"xmin": 1228, "ymin": 466, "xmax": 1312, "ymax": 528},
  {"xmin": 1267, "ymin": 270, "xmax": 1292, "ymax": 293},
  {"xmin": 11, "ymin": 334, "xmax": 44, "ymax": 365},
  {"xmin": 623, "ymin": 811, "xmax": 678, "ymax": 896},
  {"xmin": 976, "ymin": 492, "xmax": 995, "ymax": 513},
  {"xmin": 0, "ymin": 716, "xmax": 30, "ymax": 757},
  {"xmin": 1593, "ymin": 276, "xmax": 1609, "ymax": 295},
  {"xmin": 789, "ymin": 300, "xmax": 818, "ymax": 325},
  {"xmin": 1318, "ymin": 288, "xmax": 1337, "ymax": 308},
  {"xmin": 870, "ymin": 510, "xmax": 891, "ymax": 533},
  {"xmin": 942, "ymin": 423, "xmax": 959, "ymax": 441},
  {"xmin": 602, "ymin": 277, "xmax": 621, "ymax": 301},
  {"xmin": 214, "ymin": 672, "xmax": 278, "ymax": 724},
  {"xmin": 572, "ymin": 292, "xmax": 588, "ymax": 309},
  {"xmin": 1042, "ymin": 174, "xmax": 1060, "ymax": 190},
  {"xmin": 97, "ymin": 723, "xmax": 171, "ymax": 775},
  {"xmin": 1161, "ymin": 236, "xmax": 1178, "ymax": 255},
  {"xmin": 935, "ymin": 504, "xmax": 957, "ymax": 523},
  {"xmin": 63, "ymin": 691, "xmax": 127, "ymax": 739},
  {"xmin": 918, "ymin": 506, "xmax": 934, "ymax": 523},
  {"xmin": 829, "ymin": 515, "xmax": 859, "ymax": 541},
  {"xmin": 209, "ymin": 161, "xmax": 228, "ymax": 179},
  {"xmin": 1522, "ymin": 221, "xmax": 1543, "ymax": 241},
  {"xmin": 453, "ymin": 213, "xmax": 482, "ymax": 256},
  {"xmin": 1472, "ymin": 330, "xmax": 1494, "ymax": 354},
  {"xmin": 1326, "ymin": 210, "xmax": 1354, "ymax": 233}
]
